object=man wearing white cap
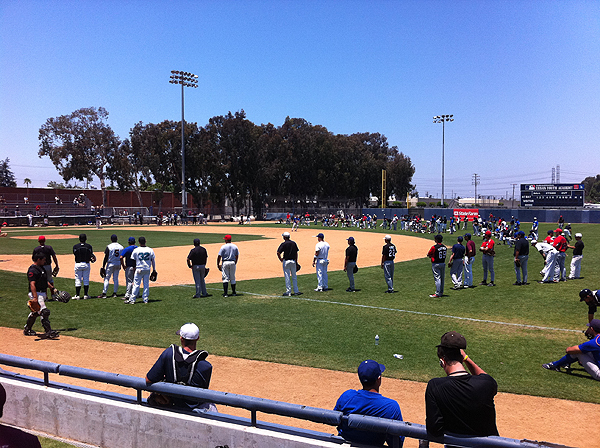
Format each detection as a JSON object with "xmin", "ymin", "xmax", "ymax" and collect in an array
[
  {"xmin": 277, "ymin": 231, "xmax": 301, "ymax": 296},
  {"xmin": 146, "ymin": 323, "xmax": 216, "ymax": 412},
  {"xmin": 568, "ymin": 233, "xmax": 584, "ymax": 279}
]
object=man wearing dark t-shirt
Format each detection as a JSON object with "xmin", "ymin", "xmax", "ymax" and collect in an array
[
  {"xmin": 428, "ymin": 234, "xmax": 447, "ymax": 298},
  {"xmin": 568, "ymin": 233, "xmax": 584, "ymax": 279},
  {"xmin": 32, "ymin": 235, "xmax": 59, "ymax": 285},
  {"xmin": 425, "ymin": 331, "xmax": 498, "ymax": 445},
  {"xmin": 513, "ymin": 231, "xmax": 529, "ymax": 285},
  {"xmin": 344, "ymin": 236, "xmax": 358, "ymax": 292},
  {"xmin": 187, "ymin": 238, "xmax": 209, "ymax": 298}
]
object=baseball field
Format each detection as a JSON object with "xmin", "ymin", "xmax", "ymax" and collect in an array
[{"xmin": 0, "ymin": 222, "xmax": 599, "ymax": 447}]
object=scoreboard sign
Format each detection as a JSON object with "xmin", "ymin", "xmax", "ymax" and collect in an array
[{"xmin": 520, "ymin": 184, "xmax": 585, "ymax": 207}]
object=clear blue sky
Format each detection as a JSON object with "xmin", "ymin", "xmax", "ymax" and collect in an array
[{"xmin": 1, "ymin": 1, "xmax": 599, "ymax": 200}]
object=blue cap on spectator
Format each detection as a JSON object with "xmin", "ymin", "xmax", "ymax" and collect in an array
[{"xmin": 358, "ymin": 360, "xmax": 385, "ymax": 384}]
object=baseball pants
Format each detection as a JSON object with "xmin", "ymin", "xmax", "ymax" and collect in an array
[
  {"xmin": 568, "ymin": 255, "xmax": 583, "ymax": 279},
  {"xmin": 482, "ymin": 255, "xmax": 495, "ymax": 283},
  {"xmin": 542, "ymin": 251, "xmax": 559, "ymax": 282},
  {"xmin": 316, "ymin": 259, "xmax": 329, "ymax": 290},
  {"xmin": 192, "ymin": 265, "xmax": 208, "ymax": 296},
  {"xmin": 463, "ymin": 256, "xmax": 474, "ymax": 286},
  {"xmin": 555, "ymin": 252, "xmax": 567, "ymax": 281},
  {"xmin": 124, "ymin": 266, "xmax": 135, "ymax": 298},
  {"xmin": 432, "ymin": 263, "xmax": 445, "ymax": 296},
  {"xmin": 383, "ymin": 260, "xmax": 394, "ymax": 291},
  {"xmin": 74, "ymin": 262, "xmax": 90, "ymax": 287},
  {"xmin": 283, "ymin": 260, "xmax": 299, "ymax": 294},
  {"xmin": 132, "ymin": 268, "xmax": 151, "ymax": 302},
  {"xmin": 553, "ymin": 353, "xmax": 600, "ymax": 381},
  {"xmin": 102, "ymin": 264, "xmax": 121, "ymax": 294},
  {"xmin": 346, "ymin": 261, "xmax": 356, "ymax": 290},
  {"xmin": 450, "ymin": 259, "xmax": 463, "ymax": 288},
  {"xmin": 26, "ymin": 292, "xmax": 51, "ymax": 333},
  {"xmin": 221, "ymin": 261, "xmax": 236, "ymax": 284},
  {"xmin": 514, "ymin": 255, "xmax": 528, "ymax": 284}
]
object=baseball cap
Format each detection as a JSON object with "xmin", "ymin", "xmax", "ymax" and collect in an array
[
  {"xmin": 464, "ymin": 233, "xmax": 471, "ymax": 238},
  {"xmin": 111, "ymin": 234, "xmax": 118, "ymax": 242},
  {"xmin": 357, "ymin": 359, "xmax": 386, "ymax": 384},
  {"xmin": 38, "ymin": 235, "xmax": 45, "ymax": 242},
  {"xmin": 579, "ymin": 289, "xmax": 593, "ymax": 301},
  {"xmin": 384, "ymin": 235, "xmax": 392, "ymax": 241},
  {"xmin": 315, "ymin": 233, "xmax": 324, "ymax": 239},
  {"xmin": 555, "ymin": 228, "xmax": 562, "ymax": 233},
  {"xmin": 457, "ymin": 236, "xmax": 463, "ymax": 242},
  {"xmin": 193, "ymin": 238, "xmax": 200, "ymax": 245},
  {"xmin": 485, "ymin": 230, "xmax": 491, "ymax": 236},
  {"xmin": 437, "ymin": 331, "xmax": 467, "ymax": 349},
  {"xmin": 347, "ymin": 236, "xmax": 355, "ymax": 242},
  {"xmin": 575, "ymin": 233, "xmax": 582, "ymax": 238},
  {"xmin": 282, "ymin": 231, "xmax": 291, "ymax": 238},
  {"xmin": 587, "ymin": 319, "xmax": 600, "ymax": 333},
  {"xmin": 224, "ymin": 234, "xmax": 232, "ymax": 241},
  {"xmin": 177, "ymin": 323, "xmax": 200, "ymax": 340},
  {"xmin": 128, "ymin": 236, "xmax": 136, "ymax": 243}
]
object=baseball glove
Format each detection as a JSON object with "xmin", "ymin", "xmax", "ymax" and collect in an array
[
  {"xmin": 514, "ymin": 259, "xmax": 521, "ymax": 268},
  {"xmin": 353, "ymin": 265, "xmax": 358, "ymax": 274},
  {"xmin": 90, "ymin": 254, "xmax": 97, "ymax": 263},
  {"xmin": 447, "ymin": 261, "xmax": 453, "ymax": 268},
  {"xmin": 296, "ymin": 262, "xmax": 301, "ymax": 272},
  {"xmin": 52, "ymin": 290, "xmax": 71, "ymax": 303},
  {"xmin": 27, "ymin": 299, "xmax": 41, "ymax": 313},
  {"xmin": 99, "ymin": 267, "xmax": 106, "ymax": 278},
  {"xmin": 150, "ymin": 270, "xmax": 158, "ymax": 282},
  {"xmin": 52, "ymin": 266, "xmax": 60, "ymax": 277},
  {"xmin": 204, "ymin": 267, "xmax": 210, "ymax": 278}
]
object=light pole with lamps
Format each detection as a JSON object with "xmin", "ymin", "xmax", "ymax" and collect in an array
[
  {"xmin": 433, "ymin": 114, "xmax": 454, "ymax": 207},
  {"xmin": 169, "ymin": 70, "xmax": 198, "ymax": 217}
]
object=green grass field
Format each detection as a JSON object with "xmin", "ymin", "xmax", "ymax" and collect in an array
[{"xmin": 1, "ymin": 222, "xmax": 599, "ymax": 411}]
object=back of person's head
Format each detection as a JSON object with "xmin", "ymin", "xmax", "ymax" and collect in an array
[
  {"xmin": 434, "ymin": 234, "xmax": 443, "ymax": 243},
  {"xmin": 139, "ymin": 236, "xmax": 146, "ymax": 245},
  {"xmin": 33, "ymin": 252, "xmax": 46, "ymax": 263},
  {"xmin": 193, "ymin": 238, "xmax": 200, "ymax": 246},
  {"xmin": 436, "ymin": 331, "xmax": 467, "ymax": 364},
  {"xmin": 79, "ymin": 233, "xmax": 87, "ymax": 242},
  {"xmin": 111, "ymin": 234, "xmax": 118, "ymax": 242}
]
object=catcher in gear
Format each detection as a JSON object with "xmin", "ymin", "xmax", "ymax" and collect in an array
[{"xmin": 24, "ymin": 253, "xmax": 59, "ymax": 338}]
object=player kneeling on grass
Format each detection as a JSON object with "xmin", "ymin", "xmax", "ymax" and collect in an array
[
  {"xmin": 146, "ymin": 323, "xmax": 216, "ymax": 412},
  {"xmin": 24, "ymin": 253, "xmax": 59, "ymax": 339},
  {"xmin": 334, "ymin": 360, "xmax": 404, "ymax": 447},
  {"xmin": 542, "ymin": 319, "xmax": 600, "ymax": 380}
]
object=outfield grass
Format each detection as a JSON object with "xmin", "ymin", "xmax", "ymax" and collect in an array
[{"xmin": 1, "ymin": 222, "xmax": 598, "ymax": 406}]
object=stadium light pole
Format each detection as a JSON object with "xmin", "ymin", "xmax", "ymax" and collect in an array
[
  {"xmin": 433, "ymin": 114, "xmax": 454, "ymax": 207},
  {"xmin": 170, "ymin": 70, "xmax": 198, "ymax": 217}
]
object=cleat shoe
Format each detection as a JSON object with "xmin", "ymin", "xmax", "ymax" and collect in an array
[
  {"xmin": 478, "ymin": 281, "xmax": 487, "ymax": 286},
  {"xmin": 83, "ymin": 295, "xmax": 90, "ymax": 300},
  {"xmin": 124, "ymin": 299, "xmax": 135, "ymax": 304},
  {"xmin": 111, "ymin": 292, "xmax": 118, "ymax": 298},
  {"xmin": 512, "ymin": 282, "xmax": 521, "ymax": 286},
  {"xmin": 293, "ymin": 292, "xmax": 303, "ymax": 296},
  {"xmin": 314, "ymin": 288, "xmax": 323, "ymax": 292},
  {"xmin": 222, "ymin": 294, "xmax": 228, "ymax": 297},
  {"xmin": 73, "ymin": 295, "xmax": 81, "ymax": 300},
  {"xmin": 23, "ymin": 329, "xmax": 37, "ymax": 336},
  {"xmin": 487, "ymin": 282, "xmax": 495, "ymax": 287},
  {"xmin": 429, "ymin": 294, "xmax": 441, "ymax": 298},
  {"xmin": 98, "ymin": 293, "xmax": 107, "ymax": 298},
  {"xmin": 542, "ymin": 363, "xmax": 560, "ymax": 371},
  {"xmin": 44, "ymin": 330, "xmax": 59, "ymax": 339},
  {"xmin": 282, "ymin": 292, "xmax": 291, "ymax": 297}
]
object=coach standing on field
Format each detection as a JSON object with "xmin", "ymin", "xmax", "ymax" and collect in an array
[
  {"xmin": 277, "ymin": 231, "xmax": 300, "ymax": 297},
  {"xmin": 73, "ymin": 233, "xmax": 96, "ymax": 300},
  {"xmin": 187, "ymin": 238, "xmax": 209, "ymax": 298},
  {"xmin": 217, "ymin": 235, "xmax": 239, "ymax": 297},
  {"xmin": 32, "ymin": 235, "xmax": 59, "ymax": 285},
  {"xmin": 343, "ymin": 236, "xmax": 358, "ymax": 292}
]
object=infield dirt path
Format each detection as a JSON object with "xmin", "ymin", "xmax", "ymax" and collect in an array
[{"xmin": 1, "ymin": 224, "xmax": 598, "ymax": 447}]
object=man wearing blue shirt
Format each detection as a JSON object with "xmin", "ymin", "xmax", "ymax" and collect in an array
[
  {"xmin": 334, "ymin": 359, "xmax": 403, "ymax": 447},
  {"xmin": 119, "ymin": 237, "xmax": 137, "ymax": 301},
  {"xmin": 448, "ymin": 236, "xmax": 466, "ymax": 290},
  {"xmin": 542, "ymin": 319, "xmax": 600, "ymax": 380}
]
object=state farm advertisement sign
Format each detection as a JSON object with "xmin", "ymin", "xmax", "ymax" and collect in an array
[{"xmin": 453, "ymin": 209, "xmax": 479, "ymax": 221}]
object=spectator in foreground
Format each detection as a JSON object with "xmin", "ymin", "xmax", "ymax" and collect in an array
[
  {"xmin": 0, "ymin": 382, "xmax": 42, "ymax": 447},
  {"xmin": 146, "ymin": 323, "xmax": 216, "ymax": 412},
  {"xmin": 334, "ymin": 359, "xmax": 404, "ymax": 447}
]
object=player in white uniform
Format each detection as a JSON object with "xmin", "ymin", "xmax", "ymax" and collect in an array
[
  {"xmin": 217, "ymin": 234, "xmax": 239, "ymax": 297},
  {"xmin": 126, "ymin": 236, "xmax": 156, "ymax": 304},
  {"xmin": 312, "ymin": 233, "xmax": 330, "ymax": 291},
  {"xmin": 99, "ymin": 234, "xmax": 123, "ymax": 298}
]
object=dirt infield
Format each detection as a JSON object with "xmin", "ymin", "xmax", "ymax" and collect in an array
[{"xmin": 1, "ymin": 224, "xmax": 598, "ymax": 447}]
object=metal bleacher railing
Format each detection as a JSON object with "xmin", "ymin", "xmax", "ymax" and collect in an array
[{"xmin": 0, "ymin": 353, "xmax": 568, "ymax": 448}]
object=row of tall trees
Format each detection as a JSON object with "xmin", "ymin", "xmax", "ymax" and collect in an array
[{"xmin": 38, "ymin": 107, "xmax": 416, "ymax": 215}]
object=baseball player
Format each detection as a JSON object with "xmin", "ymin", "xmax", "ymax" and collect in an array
[
  {"xmin": 479, "ymin": 230, "xmax": 496, "ymax": 287},
  {"xmin": 542, "ymin": 319, "xmax": 600, "ymax": 381},
  {"xmin": 552, "ymin": 228, "xmax": 568, "ymax": 281},
  {"xmin": 428, "ymin": 234, "xmax": 447, "ymax": 298},
  {"xmin": 568, "ymin": 233, "xmax": 584, "ymax": 279},
  {"xmin": 32, "ymin": 235, "xmax": 59, "ymax": 285},
  {"xmin": 579, "ymin": 289, "xmax": 599, "ymax": 322},
  {"xmin": 24, "ymin": 253, "xmax": 59, "ymax": 338},
  {"xmin": 531, "ymin": 217, "xmax": 539, "ymax": 240},
  {"xmin": 187, "ymin": 238, "xmax": 209, "ymax": 298},
  {"xmin": 463, "ymin": 233, "xmax": 476, "ymax": 288},
  {"xmin": 312, "ymin": 233, "xmax": 330, "ymax": 291},
  {"xmin": 513, "ymin": 231, "xmax": 529, "ymax": 285},
  {"xmin": 73, "ymin": 233, "xmax": 96, "ymax": 300},
  {"xmin": 533, "ymin": 239, "xmax": 560, "ymax": 283},
  {"xmin": 126, "ymin": 236, "xmax": 156, "ymax": 304},
  {"xmin": 448, "ymin": 235, "xmax": 465, "ymax": 290},
  {"xmin": 277, "ymin": 231, "xmax": 300, "ymax": 296},
  {"xmin": 119, "ymin": 237, "xmax": 137, "ymax": 301},
  {"xmin": 98, "ymin": 234, "xmax": 123, "ymax": 298},
  {"xmin": 344, "ymin": 236, "xmax": 358, "ymax": 292},
  {"xmin": 381, "ymin": 235, "xmax": 396, "ymax": 293},
  {"xmin": 217, "ymin": 234, "xmax": 239, "ymax": 297}
]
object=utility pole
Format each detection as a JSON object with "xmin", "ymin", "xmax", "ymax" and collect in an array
[
  {"xmin": 512, "ymin": 183, "xmax": 518, "ymax": 208},
  {"xmin": 472, "ymin": 173, "xmax": 480, "ymax": 206}
]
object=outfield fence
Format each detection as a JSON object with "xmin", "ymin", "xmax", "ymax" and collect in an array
[{"xmin": 0, "ymin": 354, "xmax": 570, "ymax": 448}]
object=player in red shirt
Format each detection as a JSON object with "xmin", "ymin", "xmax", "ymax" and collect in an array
[
  {"xmin": 552, "ymin": 228, "xmax": 568, "ymax": 281},
  {"xmin": 479, "ymin": 231, "xmax": 496, "ymax": 286}
]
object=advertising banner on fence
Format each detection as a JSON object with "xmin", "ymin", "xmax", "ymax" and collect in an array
[{"xmin": 453, "ymin": 209, "xmax": 479, "ymax": 221}]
